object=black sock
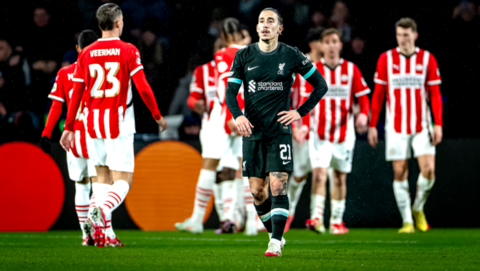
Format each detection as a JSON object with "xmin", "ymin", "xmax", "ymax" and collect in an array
[
  {"xmin": 254, "ymin": 196, "xmax": 273, "ymax": 233},
  {"xmin": 271, "ymin": 195, "xmax": 289, "ymax": 241}
]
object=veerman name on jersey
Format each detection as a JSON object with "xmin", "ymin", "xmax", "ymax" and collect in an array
[
  {"xmin": 90, "ymin": 48, "xmax": 121, "ymax": 57},
  {"xmin": 257, "ymin": 82, "xmax": 284, "ymax": 91}
]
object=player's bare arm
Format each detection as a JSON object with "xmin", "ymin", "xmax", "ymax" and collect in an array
[{"xmin": 234, "ymin": 115, "xmax": 254, "ymax": 137}]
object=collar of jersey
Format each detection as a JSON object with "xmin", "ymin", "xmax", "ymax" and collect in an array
[
  {"xmin": 98, "ymin": 37, "xmax": 121, "ymax": 41},
  {"xmin": 395, "ymin": 46, "xmax": 420, "ymax": 57},
  {"xmin": 229, "ymin": 44, "xmax": 246, "ymax": 49},
  {"xmin": 321, "ymin": 58, "xmax": 344, "ymax": 69},
  {"xmin": 255, "ymin": 42, "xmax": 280, "ymax": 55}
]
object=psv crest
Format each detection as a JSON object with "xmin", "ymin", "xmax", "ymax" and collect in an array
[{"xmin": 278, "ymin": 63, "xmax": 285, "ymax": 75}]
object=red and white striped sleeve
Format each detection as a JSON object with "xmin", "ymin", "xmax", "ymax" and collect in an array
[
  {"xmin": 374, "ymin": 52, "xmax": 388, "ymax": 85},
  {"xmin": 426, "ymin": 53, "xmax": 441, "ymax": 86},
  {"xmin": 48, "ymin": 69, "xmax": 66, "ymax": 103}
]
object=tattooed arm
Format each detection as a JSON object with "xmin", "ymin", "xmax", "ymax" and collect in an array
[{"xmin": 269, "ymin": 172, "xmax": 289, "ymax": 196}]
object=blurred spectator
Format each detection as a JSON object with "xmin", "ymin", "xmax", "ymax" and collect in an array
[
  {"xmin": 168, "ymin": 55, "xmax": 201, "ymax": 116},
  {"xmin": 0, "ymin": 38, "xmax": 31, "ymax": 113},
  {"xmin": 446, "ymin": 0, "xmax": 480, "ymax": 137},
  {"xmin": 137, "ymin": 18, "xmax": 164, "ymax": 86},
  {"xmin": 312, "ymin": 11, "xmax": 329, "ymax": 28},
  {"xmin": 121, "ymin": 0, "xmax": 171, "ymax": 39},
  {"xmin": 238, "ymin": 0, "xmax": 264, "ymax": 34},
  {"xmin": 26, "ymin": 7, "xmax": 61, "ymax": 76},
  {"xmin": 329, "ymin": 1, "xmax": 353, "ymax": 43}
]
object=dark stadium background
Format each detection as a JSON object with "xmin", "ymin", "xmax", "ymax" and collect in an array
[{"xmin": 1, "ymin": 0, "xmax": 479, "ymax": 230}]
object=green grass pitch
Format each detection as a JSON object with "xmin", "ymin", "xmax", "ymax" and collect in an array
[{"xmin": 1, "ymin": 229, "xmax": 479, "ymax": 270}]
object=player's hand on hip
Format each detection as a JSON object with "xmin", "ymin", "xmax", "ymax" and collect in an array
[
  {"xmin": 235, "ymin": 115, "xmax": 254, "ymax": 137},
  {"xmin": 355, "ymin": 113, "xmax": 368, "ymax": 134},
  {"xmin": 40, "ymin": 136, "xmax": 51, "ymax": 153},
  {"xmin": 432, "ymin": 125, "xmax": 443, "ymax": 146},
  {"xmin": 368, "ymin": 127, "xmax": 378, "ymax": 148},
  {"xmin": 157, "ymin": 117, "xmax": 168, "ymax": 133},
  {"xmin": 295, "ymin": 125, "xmax": 309, "ymax": 144},
  {"xmin": 193, "ymin": 100, "xmax": 206, "ymax": 115},
  {"xmin": 277, "ymin": 110, "xmax": 301, "ymax": 126},
  {"xmin": 60, "ymin": 130, "xmax": 74, "ymax": 152}
]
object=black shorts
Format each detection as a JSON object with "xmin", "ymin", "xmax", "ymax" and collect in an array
[{"xmin": 242, "ymin": 134, "xmax": 293, "ymax": 178}]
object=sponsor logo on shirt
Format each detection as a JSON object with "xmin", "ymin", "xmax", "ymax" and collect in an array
[
  {"xmin": 248, "ymin": 80, "xmax": 256, "ymax": 93},
  {"xmin": 278, "ymin": 63, "xmax": 285, "ymax": 75},
  {"xmin": 68, "ymin": 73, "xmax": 74, "ymax": 80},
  {"xmin": 390, "ymin": 75, "xmax": 424, "ymax": 88},
  {"xmin": 324, "ymin": 86, "xmax": 350, "ymax": 98},
  {"xmin": 257, "ymin": 82, "xmax": 283, "ymax": 91},
  {"xmin": 90, "ymin": 48, "xmax": 121, "ymax": 57}
]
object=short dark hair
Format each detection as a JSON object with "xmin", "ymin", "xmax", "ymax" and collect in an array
[
  {"xmin": 306, "ymin": 27, "xmax": 325, "ymax": 43},
  {"xmin": 321, "ymin": 28, "xmax": 342, "ymax": 41},
  {"xmin": 260, "ymin": 7, "xmax": 283, "ymax": 26},
  {"xmin": 96, "ymin": 3, "xmax": 122, "ymax": 31},
  {"xmin": 395, "ymin": 17, "xmax": 417, "ymax": 32},
  {"xmin": 222, "ymin": 17, "xmax": 242, "ymax": 38},
  {"xmin": 78, "ymin": 30, "xmax": 98, "ymax": 50}
]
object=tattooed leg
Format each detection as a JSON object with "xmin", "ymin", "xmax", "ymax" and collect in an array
[
  {"xmin": 269, "ymin": 172, "xmax": 290, "ymax": 241},
  {"xmin": 269, "ymin": 172, "xmax": 289, "ymax": 196}
]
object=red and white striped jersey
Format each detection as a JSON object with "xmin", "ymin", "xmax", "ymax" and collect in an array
[
  {"xmin": 73, "ymin": 37, "xmax": 143, "ymax": 139},
  {"xmin": 214, "ymin": 44, "xmax": 246, "ymax": 135},
  {"xmin": 291, "ymin": 53, "xmax": 313, "ymax": 128},
  {"xmin": 374, "ymin": 47, "xmax": 441, "ymax": 134},
  {"xmin": 307, "ymin": 58, "xmax": 370, "ymax": 143},
  {"xmin": 48, "ymin": 63, "xmax": 89, "ymax": 158},
  {"xmin": 189, "ymin": 60, "xmax": 218, "ymax": 120}
]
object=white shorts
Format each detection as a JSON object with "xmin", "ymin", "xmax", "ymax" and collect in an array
[
  {"xmin": 309, "ymin": 131, "xmax": 355, "ymax": 173},
  {"xmin": 200, "ymin": 125, "xmax": 242, "ymax": 160},
  {"xmin": 385, "ymin": 129, "xmax": 435, "ymax": 161},
  {"xmin": 86, "ymin": 133, "xmax": 135, "ymax": 172},
  {"xmin": 292, "ymin": 139, "xmax": 311, "ymax": 178},
  {"xmin": 66, "ymin": 151, "xmax": 97, "ymax": 181},
  {"xmin": 217, "ymin": 152, "xmax": 241, "ymax": 171}
]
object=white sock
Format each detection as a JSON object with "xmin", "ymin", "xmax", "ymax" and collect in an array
[
  {"xmin": 234, "ymin": 178, "xmax": 245, "ymax": 228},
  {"xmin": 413, "ymin": 175, "xmax": 435, "ymax": 211},
  {"xmin": 75, "ymin": 182, "xmax": 91, "ymax": 238},
  {"xmin": 330, "ymin": 199, "xmax": 345, "ymax": 225},
  {"xmin": 310, "ymin": 194, "xmax": 315, "ymax": 218},
  {"xmin": 213, "ymin": 183, "xmax": 225, "ymax": 222},
  {"xmin": 287, "ymin": 177, "xmax": 306, "ymax": 217},
  {"xmin": 269, "ymin": 237, "xmax": 282, "ymax": 247},
  {"xmin": 244, "ymin": 177, "xmax": 256, "ymax": 223},
  {"xmin": 92, "ymin": 183, "xmax": 110, "ymax": 207},
  {"xmin": 89, "ymin": 193, "xmax": 96, "ymax": 214},
  {"xmin": 312, "ymin": 194, "xmax": 326, "ymax": 222},
  {"xmin": 221, "ymin": 180, "xmax": 236, "ymax": 222},
  {"xmin": 393, "ymin": 180, "xmax": 413, "ymax": 224},
  {"xmin": 102, "ymin": 180, "xmax": 130, "ymax": 218},
  {"xmin": 191, "ymin": 169, "xmax": 215, "ymax": 224}
]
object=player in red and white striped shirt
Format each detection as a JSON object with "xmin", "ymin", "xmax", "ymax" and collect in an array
[
  {"xmin": 41, "ymin": 30, "xmax": 99, "ymax": 246},
  {"xmin": 368, "ymin": 18, "xmax": 443, "ymax": 233},
  {"xmin": 175, "ymin": 19, "xmax": 251, "ymax": 235},
  {"xmin": 284, "ymin": 27, "xmax": 324, "ymax": 232},
  {"xmin": 60, "ymin": 3, "xmax": 167, "ymax": 247},
  {"xmin": 298, "ymin": 28, "xmax": 370, "ymax": 234}
]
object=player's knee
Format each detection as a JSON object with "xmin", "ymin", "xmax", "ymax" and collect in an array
[
  {"xmin": 421, "ymin": 164, "xmax": 435, "ymax": 179},
  {"xmin": 250, "ymin": 187, "xmax": 266, "ymax": 201},
  {"xmin": 393, "ymin": 167, "xmax": 408, "ymax": 180}
]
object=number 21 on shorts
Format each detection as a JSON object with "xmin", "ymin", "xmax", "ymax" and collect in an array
[{"xmin": 280, "ymin": 144, "xmax": 291, "ymax": 160}]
